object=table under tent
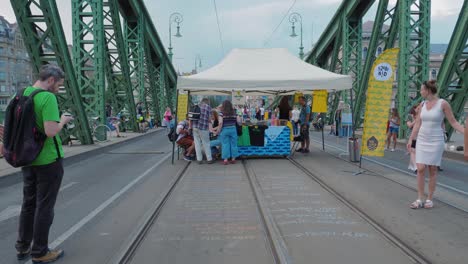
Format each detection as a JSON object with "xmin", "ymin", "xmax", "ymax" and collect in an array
[{"xmin": 173, "ymin": 48, "xmax": 352, "ymax": 160}]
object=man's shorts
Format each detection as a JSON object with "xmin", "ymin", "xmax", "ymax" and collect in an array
[
  {"xmin": 107, "ymin": 123, "xmax": 117, "ymax": 131},
  {"xmin": 389, "ymin": 127, "xmax": 399, "ymax": 134},
  {"xmin": 177, "ymin": 137, "xmax": 193, "ymax": 148},
  {"xmin": 300, "ymin": 124, "xmax": 310, "ymax": 139}
]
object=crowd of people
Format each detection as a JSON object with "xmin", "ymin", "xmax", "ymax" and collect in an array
[{"xmin": 174, "ymin": 96, "xmax": 313, "ymax": 163}]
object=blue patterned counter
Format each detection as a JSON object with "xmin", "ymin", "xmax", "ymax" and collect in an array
[{"xmin": 238, "ymin": 126, "xmax": 291, "ymax": 157}]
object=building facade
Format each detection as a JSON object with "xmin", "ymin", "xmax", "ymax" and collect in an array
[{"xmin": 0, "ymin": 16, "xmax": 33, "ymax": 114}]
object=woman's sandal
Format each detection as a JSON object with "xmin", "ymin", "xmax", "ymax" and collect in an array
[
  {"xmin": 410, "ymin": 199, "xmax": 424, "ymax": 209},
  {"xmin": 424, "ymin": 200, "xmax": 434, "ymax": 209}
]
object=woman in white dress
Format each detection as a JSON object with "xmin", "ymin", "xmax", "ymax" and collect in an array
[{"xmin": 407, "ymin": 80, "xmax": 465, "ymax": 209}]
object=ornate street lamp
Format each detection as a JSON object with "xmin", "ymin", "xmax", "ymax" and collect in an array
[
  {"xmin": 289, "ymin": 12, "xmax": 304, "ymax": 59},
  {"xmin": 168, "ymin": 12, "xmax": 183, "ymax": 62}
]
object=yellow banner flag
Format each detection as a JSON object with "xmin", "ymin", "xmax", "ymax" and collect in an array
[
  {"xmin": 361, "ymin": 48, "xmax": 399, "ymax": 157},
  {"xmin": 176, "ymin": 93, "xmax": 188, "ymax": 122},
  {"xmin": 312, "ymin": 90, "xmax": 328, "ymax": 113}
]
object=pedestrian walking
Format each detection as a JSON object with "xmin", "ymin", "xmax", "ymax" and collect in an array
[
  {"xmin": 386, "ymin": 108, "xmax": 400, "ymax": 151},
  {"xmin": 218, "ymin": 100, "xmax": 240, "ymax": 165},
  {"xmin": 12, "ymin": 65, "xmax": 72, "ymax": 262},
  {"xmin": 406, "ymin": 105, "xmax": 419, "ymax": 173},
  {"xmin": 334, "ymin": 102, "xmax": 343, "ymax": 136},
  {"xmin": 190, "ymin": 98, "xmax": 214, "ymax": 164},
  {"xmin": 163, "ymin": 106, "xmax": 172, "ymax": 131},
  {"xmin": 407, "ymin": 80, "xmax": 465, "ymax": 209},
  {"xmin": 278, "ymin": 96, "xmax": 292, "ymax": 126},
  {"xmin": 297, "ymin": 96, "xmax": 311, "ymax": 153}
]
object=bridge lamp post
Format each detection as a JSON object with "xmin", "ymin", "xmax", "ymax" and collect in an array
[
  {"xmin": 194, "ymin": 54, "xmax": 202, "ymax": 73},
  {"xmin": 289, "ymin": 12, "xmax": 304, "ymax": 59},
  {"xmin": 168, "ymin": 12, "xmax": 183, "ymax": 62}
]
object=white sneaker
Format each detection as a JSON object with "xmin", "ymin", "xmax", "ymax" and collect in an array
[{"xmin": 390, "ymin": 148, "xmax": 395, "ymax": 152}]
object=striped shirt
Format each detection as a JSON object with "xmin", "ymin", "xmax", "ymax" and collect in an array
[
  {"xmin": 221, "ymin": 112, "xmax": 238, "ymax": 127},
  {"xmin": 192, "ymin": 103, "xmax": 212, "ymax": 130}
]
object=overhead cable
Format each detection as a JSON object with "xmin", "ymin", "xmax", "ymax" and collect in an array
[
  {"xmin": 213, "ymin": 0, "xmax": 225, "ymax": 55},
  {"xmin": 263, "ymin": 0, "xmax": 297, "ymax": 47}
]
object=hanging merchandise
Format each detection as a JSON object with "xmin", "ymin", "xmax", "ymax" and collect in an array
[
  {"xmin": 293, "ymin": 92, "xmax": 303, "ymax": 104},
  {"xmin": 238, "ymin": 126, "xmax": 251, "ymax": 146},
  {"xmin": 312, "ymin": 90, "xmax": 328, "ymax": 113},
  {"xmin": 248, "ymin": 125, "xmax": 268, "ymax": 146}
]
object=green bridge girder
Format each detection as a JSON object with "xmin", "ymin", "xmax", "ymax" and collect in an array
[
  {"xmin": 306, "ymin": 0, "xmax": 375, "ymax": 126},
  {"xmin": 437, "ymin": 0, "xmax": 468, "ymax": 140},
  {"xmin": 119, "ymin": 0, "xmax": 177, "ymax": 121},
  {"xmin": 72, "ymin": 0, "xmax": 106, "ymax": 126},
  {"xmin": 11, "ymin": 0, "xmax": 94, "ymax": 145},
  {"xmin": 396, "ymin": 0, "xmax": 431, "ymax": 138},
  {"xmin": 306, "ymin": 0, "xmax": 432, "ymax": 139},
  {"xmin": 11, "ymin": 0, "xmax": 176, "ymax": 143},
  {"xmin": 103, "ymin": 0, "xmax": 138, "ymax": 131}
]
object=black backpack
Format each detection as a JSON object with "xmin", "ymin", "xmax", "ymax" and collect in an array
[
  {"xmin": 2, "ymin": 89, "xmax": 58, "ymax": 167},
  {"xmin": 168, "ymin": 126, "xmax": 177, "ymax": 142},
  {"xmin": 188, "ymin": 105, "xmax": 201, "ymax": 121}
]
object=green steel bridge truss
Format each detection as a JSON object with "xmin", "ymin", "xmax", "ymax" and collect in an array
[
  {"xmin": 437, "ymin": 0, "xmax": 468, "ymax": 138},
  {"xmin": 307, "ymin": 0, "xmax": 466, "ymax": 140},
  {"xmin": 10, "ymin": 0, "xmax": 177, "ymax": 144},
  {"xmin": 11, "ymin": 0, "xmax": 94, "ymax": 144},
  {"xmin": 11, "ymin": 0, "xmax": 466, "ymax": 143}
]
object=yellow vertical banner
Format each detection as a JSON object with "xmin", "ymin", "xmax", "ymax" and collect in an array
[
  {"xmin": 312, "ymin": 90, "xmax": 328, "ymax": 113},
  {"xmin": 361, "ymin": 48, "xmax": 399, "ymax": 157},
  {"xmin": 176, "ymin": 93, "xmax": 188, "ymax": 122}
]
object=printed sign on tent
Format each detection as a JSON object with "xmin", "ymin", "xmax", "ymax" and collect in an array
[
  {"xmin": 361, "ymin": 48, "xmax": 399, "ymax": 157},
  {"xmin": 232, "ymin": 90, "xmax": 245, "ymax": 105}
]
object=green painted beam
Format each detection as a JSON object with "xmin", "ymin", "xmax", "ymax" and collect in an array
[
  {"xmin": 396, "ymin": 0, "xmax": 431, "ymax": 138},
  {"xmin": 11, "ymin": 0, "xmax": 93, "ymax": 144},
  {"xmin": 353, "ymin": 0, "xmax": 390, "ymax": 127},
  {"xmin": 144, "ymin": 39, "xmax": 161, "ymax": 120},
  {"xmin": 103, "ymin": 0, "xmax": 138, "ymax": 131},
  {"xmin": 125, "ymin": 17, "xmax": 146, "ymax": 106},
  {"xmin": 305, "ymin": 0, "xmax": 376, "ymax": 65},
  {"xmin": 118, "ymin": 0, "xmax": 177, "ymax": 86},
  {"xmin": 437, "ymin": 0, "xmax": 468, "ymax": 140},
  {"xmin": 72, "ymin": 0, "xmax": 106, "ymax": 128}
]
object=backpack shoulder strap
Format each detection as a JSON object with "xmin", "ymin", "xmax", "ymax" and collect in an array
[
  {"xmin": 53, "ymin": 136, "xmax": 62, "ymax": 160},
  {"xmin": 29, "ymin": 88, "xmax": 48, "ymax": 98},
  {"xmin": 16, "ymin": 88, "xmax": 27, "ymax": 98}
]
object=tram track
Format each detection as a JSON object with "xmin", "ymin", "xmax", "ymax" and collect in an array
[
  {"xmin": 115, "ymin": 156, "xmax": 433, "ymax": 264},
  {"xmin": 310, "ymin": 138, "xmax": 468, "ymax": 213},
  {"xmin": 243, "ymin": 160, "xmax": 292, "ymax": 264},
  {"xmin": 115, "ymin": 160, "xmax": 288, "ymax": 264},
  {"xmin": 114, "ymin": 162, "xmax": 191, "ymax": 264},
  {"xmin": 287, "ymin": 157, "xmax": 432, "ymax": 264}
]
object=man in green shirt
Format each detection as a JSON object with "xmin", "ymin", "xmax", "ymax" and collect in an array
[{"xmin": 15, "ymin": 64, "xmax": 73, "ymax": 263}]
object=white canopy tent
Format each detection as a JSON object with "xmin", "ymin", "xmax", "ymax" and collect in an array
[{"xmin": 177, "ymin": 48, "xmax": 352, "ymax": 95}]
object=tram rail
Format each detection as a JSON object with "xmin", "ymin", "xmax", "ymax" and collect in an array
[
  {"xmin": 287, "ymin": 157, "xmax": 432, "ymax": 264},
  {"xmin": 310, "ymin": 138, "xmax": 468, "ymax": 213}
]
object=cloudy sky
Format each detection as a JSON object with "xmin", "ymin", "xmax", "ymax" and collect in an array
[{"xmin": 0, "ymin": 0, "xmax": 464, "ymax": 73}]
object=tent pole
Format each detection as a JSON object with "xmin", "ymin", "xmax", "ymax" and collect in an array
[{"xmin": 171, "ymin": 89, "xmax": 179, "ymax": 165}]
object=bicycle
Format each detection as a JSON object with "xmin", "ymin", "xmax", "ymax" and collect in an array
[{"xmin": 89, "ymin": 117, "xmax": 111, "ymax": 143}]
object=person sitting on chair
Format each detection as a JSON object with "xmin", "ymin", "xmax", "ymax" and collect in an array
[
  {"xmin": 107, "ymin": 117, "xmax": 122, "ymax": 137},
  {"xmin": 176, "ymin": 115, "xmax": 195, "ymax": 161}
]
